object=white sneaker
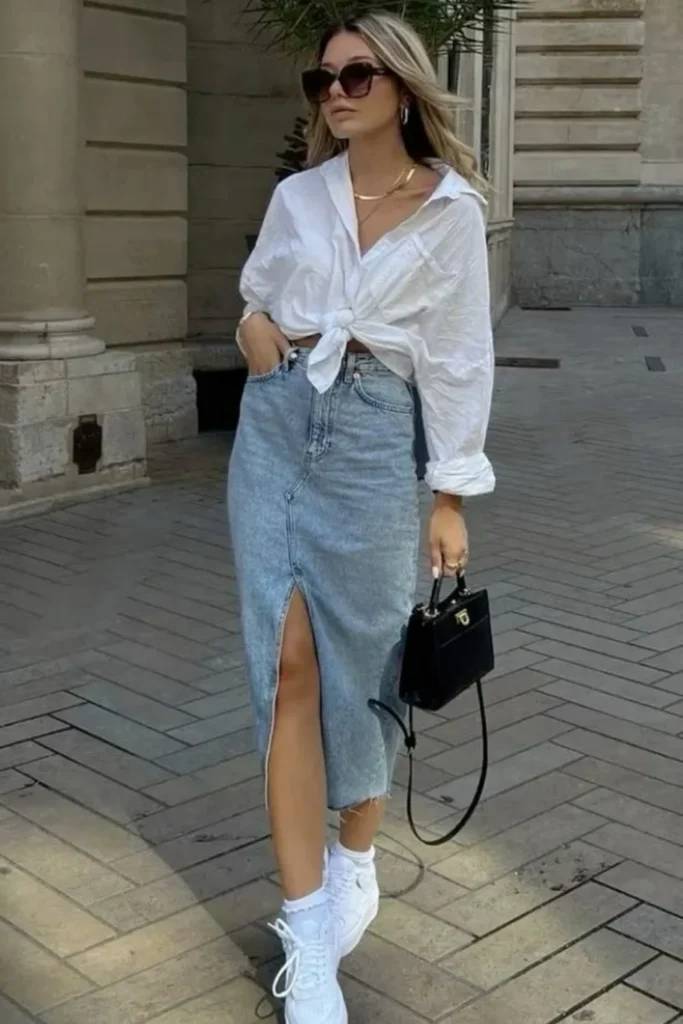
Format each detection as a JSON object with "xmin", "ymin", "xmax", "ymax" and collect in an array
[
  {"xmin": 326, "ymin": 847, "xmax": 380, "ymax": 958},
  {"xmin": 270, "ymin": 913, "xmax": 347, "ymax": 1024}
]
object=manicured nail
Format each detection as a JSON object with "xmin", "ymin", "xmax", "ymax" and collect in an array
[{"xmin": 432, "ymin": 565, "xmax": 440, "ymax": 579}]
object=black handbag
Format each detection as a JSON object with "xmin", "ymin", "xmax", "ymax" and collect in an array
[{"xmin": 369, "ymin": 573, "xmax": 494, "ymax": 846}]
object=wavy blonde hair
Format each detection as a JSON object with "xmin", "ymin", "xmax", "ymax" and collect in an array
[{"xmin": 306, "ymin": 10, "xmax": 486, "ymax": 194}]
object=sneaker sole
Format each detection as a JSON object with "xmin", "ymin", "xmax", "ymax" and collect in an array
[
  {"xmin": 284, "ymin": 993, "xmax": 348, "ymax": 1024},
  {"xmin": 339, "ymin": 894, "xmax": 379, "ymax": 959}
]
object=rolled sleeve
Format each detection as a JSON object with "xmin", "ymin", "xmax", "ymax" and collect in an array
[{"xmin": 415, "ymin": 193, "xmax": 495, "ymax": 498}]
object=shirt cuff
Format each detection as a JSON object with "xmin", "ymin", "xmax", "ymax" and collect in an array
[{"xmin": 425, "ymin": 453, "xmax": 495, "ymax": 497}]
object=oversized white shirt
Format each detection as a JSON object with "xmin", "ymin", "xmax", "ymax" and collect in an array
[{"xmin": 238, "ymin": 152, "xmax": 495, "ymax": 496}]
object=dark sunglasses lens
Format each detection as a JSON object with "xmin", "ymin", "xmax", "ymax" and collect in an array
[
  {"xmin": 302, "ymin": 68, "xmax": 334, "ymax": 103},
  {"xmin": 339, "ymin": 63, "xmax": 374, "ymax": 98}
]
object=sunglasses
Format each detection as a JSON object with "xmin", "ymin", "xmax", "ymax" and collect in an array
[{"xmin": 301, "ymin": 61, "xmax": 390, "ymax": 104}]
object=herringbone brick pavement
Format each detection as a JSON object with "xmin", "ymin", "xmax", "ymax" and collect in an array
[{"xmin": 0, "ymin": 308, "xmax": 682, "ymax": 1023}]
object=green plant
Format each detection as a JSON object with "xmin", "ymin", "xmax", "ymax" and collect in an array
[{"xmin": 245, "ymin": 0, "xmax": 521, "ymax": 59}]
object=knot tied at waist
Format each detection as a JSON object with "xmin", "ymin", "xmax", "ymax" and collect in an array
[{"xmin": 321, "ymin": 308, "xmax": 354, "ymax": 334}]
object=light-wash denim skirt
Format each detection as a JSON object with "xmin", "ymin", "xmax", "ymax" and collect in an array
[{"xmin": 227, "ymin": 349, "xmax": 419, "ymax": 810}]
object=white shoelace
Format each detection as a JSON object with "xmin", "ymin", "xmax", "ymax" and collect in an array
[{"xmin": 269, "ymin": 918, "xmax": 329, "ymax": 999}]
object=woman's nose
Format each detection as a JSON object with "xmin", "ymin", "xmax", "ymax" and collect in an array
[{"xmin": 328, "ymin": 77, "xmax": 345, "ymax": 98}]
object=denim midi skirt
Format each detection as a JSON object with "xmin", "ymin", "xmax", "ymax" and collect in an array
[{"xmin": 228, "ymin": 349, "xmax": 420, "ymax": 810}]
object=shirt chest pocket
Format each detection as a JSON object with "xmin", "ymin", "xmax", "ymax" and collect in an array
[{"xmin": 365, "ymin": 236, "xmax": 455, "ymax": 323}]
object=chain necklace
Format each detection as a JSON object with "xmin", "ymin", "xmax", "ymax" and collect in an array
[{"xmin": 353, "ymin": 164, "xmax": 417, "ymax": 202}]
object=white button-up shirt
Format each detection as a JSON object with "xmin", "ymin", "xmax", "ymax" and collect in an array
[{"xmin": 238, "ymin": 153, "xmax": 495, "ymax": 496}]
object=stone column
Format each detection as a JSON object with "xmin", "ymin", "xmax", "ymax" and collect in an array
[{"xmin": 0, "ymin": 0, "xmax": 104, "ymax": 359}]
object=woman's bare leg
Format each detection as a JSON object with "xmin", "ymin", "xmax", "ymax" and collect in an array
[
  {"xmin": 267, "ymin": 588, "xmax": 326, "ymax": 900},
  {"xmin": 339, "ymin": 798, "xmax": 385, "ymax": 853}
]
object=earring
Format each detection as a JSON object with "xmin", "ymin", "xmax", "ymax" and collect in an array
[{"xmin": 400, "ymin": 103, "xmax": 410, "ymax": 126}]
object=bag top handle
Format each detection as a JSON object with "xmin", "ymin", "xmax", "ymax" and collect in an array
[{"xmin": 428, "ymin": 571, "xmax": 468, "ymax": 615}]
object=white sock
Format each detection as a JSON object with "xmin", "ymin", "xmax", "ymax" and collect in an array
[
  {"xmin": 334, "ymin": 841, "xmax": 375, "ymax": 867},
  {"xmin": 283, "ymin": 885, "xmax": 328, "ymax": 929}
]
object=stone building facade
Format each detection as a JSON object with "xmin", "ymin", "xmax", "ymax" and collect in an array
[{"xmin": 513, "ymin": 0, "xmax": 683, "ymax": 306}]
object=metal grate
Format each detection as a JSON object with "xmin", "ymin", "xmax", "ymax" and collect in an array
[
  {"xmin": 632, "ymin": 325, "xmax": 649, "ymax": 338},
  {"xmin": 519, "ymin": 306, "xmax": 571, "ymax": 312},
  {"xmin": 645, "ymin": 357, "xmax": 666, "ymax": 372},
  {"xmin": 496, "ymin": 357, "xmax": 561, "ymax": 369}
]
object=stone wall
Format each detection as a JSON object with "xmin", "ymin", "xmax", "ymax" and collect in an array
[
  {"xmin": 186, "ymin": 0, "xmax": 300, "ymax": 371},
  {"xmin": 81, "ymin": 0, "xmax": 196, "ymax": 441},
  {"xmin": 512, "ymin": 0, "xmax": 683, "ymax": 307}
]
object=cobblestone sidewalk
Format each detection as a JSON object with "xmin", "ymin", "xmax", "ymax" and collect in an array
[{"xmin": 0, "ymin": 308, "xmax": 682, "ymax": 1023}]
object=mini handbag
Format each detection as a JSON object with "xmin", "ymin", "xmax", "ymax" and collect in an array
[{"xmin": 369, "ymin": 572, "xmax": 494, "ymax": 846}]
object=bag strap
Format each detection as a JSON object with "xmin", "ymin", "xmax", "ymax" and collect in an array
[{"xmin": 369, "ymin": 679, "xmax": 488, "ymax": 846}]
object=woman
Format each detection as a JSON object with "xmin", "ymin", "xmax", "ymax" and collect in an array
[{"xmin": 228, "ymin": 11, "xmax": 495, "ymax": 1023}]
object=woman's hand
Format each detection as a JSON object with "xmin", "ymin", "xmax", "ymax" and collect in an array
[
  {"xmin": 240, "ymin": 312, "xmax": 291, "ymax": 376},
  {"xmin": 429, "ymin": 493, "xmax": 469, "ymax": 578}
]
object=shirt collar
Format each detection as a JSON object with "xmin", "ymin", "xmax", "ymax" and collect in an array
[{"xmin": 320, "ymin": 151, "xmax": 486, "ymax": 210}]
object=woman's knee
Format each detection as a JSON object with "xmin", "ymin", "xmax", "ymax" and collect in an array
[{"xmin": 276, "ymin": 591, "xmax": 318, "ymax": 710}]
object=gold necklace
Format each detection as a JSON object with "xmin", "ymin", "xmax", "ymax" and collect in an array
[{"xmin": 353, "ymin": 164, "xmax": 416, "ymax": 202}]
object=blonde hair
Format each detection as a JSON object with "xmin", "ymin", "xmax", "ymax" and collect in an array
[{"xmin": 306, "ymin": 10, "xmax": 487, "ymax": 194}]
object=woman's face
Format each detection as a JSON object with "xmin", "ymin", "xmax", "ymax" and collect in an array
[{"xmin": 318, "ymin": 31, "xmax": 403, "ymax": 141}]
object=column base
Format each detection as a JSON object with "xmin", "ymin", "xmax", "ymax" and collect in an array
[
  {"xmin": 0, "ymin": 351, "xmax": 149, "ymax": 522},
  {"xmin": 0, "ymin": 315, "xmax": 106, "ymax": 361}
]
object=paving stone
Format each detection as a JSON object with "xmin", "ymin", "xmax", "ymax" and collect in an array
[
  {"xmin": 0, "ymin": 994, "xmax": 39, "ymax": 1024},
  {"xmin": 68, "ymin": 904, "xmax": 228, "ymax": 985},
  {"xmin": 441, "ymin": 881, "xmax": 635, "ymax": 990},
  {"xmin": 178, "ymin": 688, "xmax": 250, "ymax": 719},
  {"xmin": 0, "ymin": 692, "xmax": 83, "ymax": 727},
  {"xmin": 426, "ymin": 691, "xmax": 563, "ymax": 746},
  {"xmin": 564, "ymin": 758, "xmax": 683, "ymax": 816},
  {"xmin": 518, "ymin": 621, "xmax": 653, "ymax": 663},
  {"xmin": 573, "ymin": 790, "xmax": 683, "ymax": 847},
  {"xmin": 370, "ymin": 897, "xmax": 473, "ymax": 961},
  {"xmin": 88, "ymin": 656, "xmax": 204, "ymax": 705},
  {"xmin": 0, "ymin": 717, "xmax": 69, "ymax": 748},
  {"xmin": 143, "ymin": 977, "xmax": 268, "ymax": 1024},
  {"xmin": 188, "ymin": 670, "xmax": 247, "ymax": 695},
  {"xmin": 1, "ymin": 784, "xmax": 147, "ymax": 862},
  {"xmin": 0, "ymin": 854, "xmax": 114, "ymax": 956},
  {"xmin": 71, "ymin": 679, "xmax": 195, "ymax": 732},
  {"xmin": 599, "ymin": 861, "xmax": 683, "ymax": 918},
  {"xmin": 55, "ymin": 704, "xmax": 185, "ymax": 760},
  {"xmin": 96, "ymin": 640, "xmax": 207, "ymax": 684},
  {"xmin": 155, "ymin": 727, "xmax": 255, "ymax": 774},
  {"xmin": 441, "ymin": 930, "xmax": 654, "ymax": 1024},
  {"xmin": 345, "ymin": 932, "xmax": 478, "ymax": 1018},
  {"xmin": 17, "ymin": 756, "xmax": 160, "ymax": 825},
  {"xmin": 610, "ymin": 904, "xmax": 683, "ymax": 959},
  {"xmin": 40, "ymin": 728, "xmax": 174, "ymax": 790},
  {"xmin": 0, "ymin": 769, "xmax": 33, "ymax": 795},
  {"xmin": 0, "ymin": 812, "xmax": 132, "ymax": 905},
  {"xmin": 657, "ymin": 673, "xmax": 683, "ymax": 698},
  {"xmin": 121, "ymin": 598, "xmax": 226, "ymax": 644},
  {"xmin": 528, "ymin": 639, "xmax": 666, "ymax": 684},
  {"xmin": 90, "ymin": 842, "xmax": 275, "ymax": 931},
  {"xmin": 167, "ymin": 706, "xmax": 254, "ymax": 745},
  {"xmin": 136, "ymin": 776, "xmax": 263, "ymax": 844},
  {"xmin": 0, "ymin": 918, "xmax": 93, "ymax": 1014},
  {"xmin": 437, "ymin": 840, "xmax": 621, "ymax": 936},
  {"xmin": 558, "ymin": 984, "xmax": 678, "ymax": 1024},
  {"xmin": 431, "ymin": 771, "xmax": 595, "ymax": 847},
  {"xmin": 553, "ymin": 730, "xmax": 683, "ymax": 786},
  {"xmin": 428, "ymin": 742, "xmax": 582, "ymax": 809},
  {"xmin": 629, "ymin": 957, "xmax": 683, "ymax": 1011},
  {"xmin": 541, "ymin": 666, "xmax": 681, "ymax": 710},
  {"xmin": 516, "ymin": 605, "xmax": 641, "ymax": 642},
  {"xmin": 41, "ymin": 936, "xmax": 248, "ymax": 1024},
  {"xmin": 143, "ymin": 751, "xmax": 262, "ymax": 806},
  {"xmin": 425, "ymin": 714, "xmax": 572, "ymax": 778},
  {"xmin": 0, "ymin": 742, "xmax": 49, "ymax": 770},
  {"xmin": 588, "ymin": 823, "xmax": 683, "ymax": 881},
  {"xmin": 112, "ymin": 805, "xmax": 269, "ymax": 883}
]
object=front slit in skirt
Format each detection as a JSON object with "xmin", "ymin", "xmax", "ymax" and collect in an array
[{"xmin": 227, "ymin": 349, "xmax": 420, "ymax": 810}]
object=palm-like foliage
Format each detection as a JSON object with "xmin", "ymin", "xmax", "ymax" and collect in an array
[{"xmin": 244, "ymin": 0, "xmax": 522, "ymax": 58}]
